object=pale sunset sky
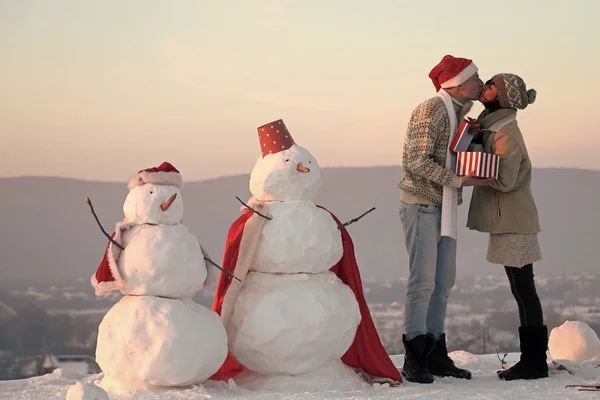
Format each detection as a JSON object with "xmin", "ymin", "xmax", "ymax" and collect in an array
[{"xmin": 1, "ymin": 0, "xmax": 598, "ymax": 182}]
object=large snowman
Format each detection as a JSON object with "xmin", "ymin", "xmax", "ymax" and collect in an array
[
  {"xmin": 91, "ymin": 162, "xmax": 227, "ymax": 391},
  {"xmin": 210, "ymin": 120, "xmax": 402, "ymax": 390}
]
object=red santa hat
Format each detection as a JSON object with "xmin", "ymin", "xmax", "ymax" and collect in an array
[
  {"xmin": 257, "ymin": 119, "xmax": 296, "ymax": 157},
  {"xmin": 428, "ymin": 55, "xmax": 478, "ymax": 92},
  {"xmin": 127, "ymin": 161, "xmax": 183, "ymax": 191}
]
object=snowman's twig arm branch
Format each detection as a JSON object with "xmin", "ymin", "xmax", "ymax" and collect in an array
[
  {"xmin": 338, "ymin": 207, "xmax": 376, "ymax": 229},
  {"xmin": 204, "ymin": 256, "xmax": 242, "ymax": 282},
  {"xmin": 85, "ymin": 197, "xmax": 125, "ymax": 250},
  {"xmin": 199, "ymin": 244, "xmax": 242, "ymax": 282},
  {"xmin": 235, "ymin": 196, "xmax": 272, "ymax": 220}
]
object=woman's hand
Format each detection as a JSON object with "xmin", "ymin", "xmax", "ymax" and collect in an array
[
  {"xmin": 461, "ymin": 174, "xmax": 494, "ymax": 187},
  {"xmin": 466, "ymin": 117, "xmax": 481, "ymax": 137}
]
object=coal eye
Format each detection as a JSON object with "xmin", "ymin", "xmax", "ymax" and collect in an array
[
  {"xmin": 285, "ymin": 159, "xmax": 290, "ymax": 162},
  {"xmin": 309, "ymin": 161, "xmax": 312, "ymax": 164},
  {"xmin": 149, "ymin": 191, "xmax": 153, "ymax": 194}
]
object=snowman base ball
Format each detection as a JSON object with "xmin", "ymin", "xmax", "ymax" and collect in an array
[
  {"xmin": 227, "ymin": 271, "xmax": 361, "ymax": 375},
  {"xmin": 96, "ymin": 296, "xmax": 228, "ymax": 388}
]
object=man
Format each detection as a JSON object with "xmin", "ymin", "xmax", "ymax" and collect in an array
[{"xmin": 398, "ymin": 55, "xmax": 492, "ymax": 383}]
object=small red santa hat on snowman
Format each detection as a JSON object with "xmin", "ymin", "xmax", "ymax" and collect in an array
[
  {"xmin": 428, "ymin": 55, "xmax": 478, "ymax": 92},
  {"xmin": 127, "ymin": 161, "xmax": 183, "ymax": 190},
  {"xmin": 91, "ymin": 161, "xmax": 183, "ymax": 296}
]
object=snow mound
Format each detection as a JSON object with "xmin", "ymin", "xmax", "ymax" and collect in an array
[
  {"xmin": 66, "ymin": 382, "xmax": 109, "ymax": 400},
  {"xmin": 96, "ymin": 295, "xmax": 227, "ymax": 389},
  {"xmin": 234, "ymin": 360, "xmax": 370, "ymax": 392},
  {"xmin": 549, "ymin": 320, "xmax": 600, "ymax": 362}
]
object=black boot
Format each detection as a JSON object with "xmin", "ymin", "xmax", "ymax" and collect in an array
[
  {"xmin": 402, "ymin": 334, "xmax": 434, "ymax": 383},
  {"xmin": 498, "ymin": 325, "xmax": 549, "ymax": 381},
  {"xmin": 426, "ymin": 333, "xmax": 472, "ymax": 379}
]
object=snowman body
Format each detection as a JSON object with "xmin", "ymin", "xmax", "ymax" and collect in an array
[
  {"xmin": 252, "ymin": 200, "xmax": 343, "ymax": 274},
  {"xmin": 119, "ymin": 223, "xmax": 206, "ymax": 298},
  {"xmin": 226, "ymin": 140, "xmax": 361, "ymax": 377},
  {"xmin": 95, "ymin": 180, "xmax": 227, "ymax": 389}
]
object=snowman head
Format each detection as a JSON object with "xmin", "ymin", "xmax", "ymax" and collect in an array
[
  {"xmin": 123, "ymin": 162, "xmax": 184, "ymax": 224},
  {"xmin": 123, "ymin": 183, "xmax": 183, "ymax": 224},
  {"xmin": 249, "ymin": 120, "xmax": 321, "ymax": 202}
]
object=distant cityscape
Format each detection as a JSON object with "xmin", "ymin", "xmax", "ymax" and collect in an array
[{"xmin": 1, "ymin": 273, "xmax": 598, "ymax": 380}]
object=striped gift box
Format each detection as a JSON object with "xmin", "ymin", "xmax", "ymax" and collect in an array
[
  {"xmin": 455, "ymin": 152, "xmax": 499, "ymax": 179},
  {"xmin": 449, "ymin": 120, "xmax": 475, "ymax": 152}
]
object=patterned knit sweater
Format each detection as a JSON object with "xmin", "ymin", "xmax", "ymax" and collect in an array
[{"xmin": 399, "ymin": 96, "xmax": 466, "ymax": 205}]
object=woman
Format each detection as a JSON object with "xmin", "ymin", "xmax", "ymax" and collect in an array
[{"xmin": 467, "ymin": 73, "xmax": 548, "ymax": 381}]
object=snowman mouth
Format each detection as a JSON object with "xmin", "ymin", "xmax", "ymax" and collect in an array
[
  {"xmin": 296, "ymin": 163, "xmax": 310, "ymax": 173},
  {"xmin": 161, "ymin": 194, "xmax": 177, "ymax": 211}
]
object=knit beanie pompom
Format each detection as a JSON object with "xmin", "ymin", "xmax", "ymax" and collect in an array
[{"xmin": 526, "ymin": 89, "xmax": 537, "ymax": 105}]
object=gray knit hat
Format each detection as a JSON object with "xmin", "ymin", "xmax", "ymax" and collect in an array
[{"xmin": 491, "ymin": 73, "xmax": 536, "ymax": 110}]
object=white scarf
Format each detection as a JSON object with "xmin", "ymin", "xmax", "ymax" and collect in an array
[{"xmin": 437, "ymin": 89, "xmax": 459, "ymax": 239}]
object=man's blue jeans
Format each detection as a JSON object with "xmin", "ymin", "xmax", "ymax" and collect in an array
[{"xmin": 399, "ymin": 202, "xmax": 457, "ymax": 341}]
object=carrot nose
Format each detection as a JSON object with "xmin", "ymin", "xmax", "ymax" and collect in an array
[
  {"xmin": 297, "ymin": 163, "xmax": 310, "ymax": 173},
  {"xmin": 161, "ymin": 193, "xmax": 177, "ymax": 211}
]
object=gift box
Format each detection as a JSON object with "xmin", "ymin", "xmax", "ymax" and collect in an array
[
  {"xmin": 449, "ymin": 119, "xmax": 476, "ymax": 152},
  {"xmin": 456, "ymin": 152, "xmax": 499, "ymax": 179}
]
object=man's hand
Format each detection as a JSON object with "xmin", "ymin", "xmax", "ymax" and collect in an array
[{"xmin": 461, "ymin": 174, "xmax": 494, "ymax": 187}]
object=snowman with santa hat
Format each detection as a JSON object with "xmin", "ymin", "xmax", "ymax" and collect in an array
[
  {"xmin": 210, "ymin": 120, "xmax": 402, "ymax": 390},
  {"xmin": 89, "ymin": 162, "xmax": 227, "ymax": 392}
]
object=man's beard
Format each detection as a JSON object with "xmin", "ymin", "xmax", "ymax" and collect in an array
[{"xmin": 482, "ymin": 98, "xmax": 501, "ymax": 112}]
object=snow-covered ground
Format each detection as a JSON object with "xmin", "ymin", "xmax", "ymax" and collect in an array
[{"xmin": 1, "ymin": 352, "xmax": 598, "ymax": 400}]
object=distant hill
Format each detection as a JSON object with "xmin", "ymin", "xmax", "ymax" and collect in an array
[{"xmin": 1, "ymin": 167, "xmax": 598, "ymax": 285}]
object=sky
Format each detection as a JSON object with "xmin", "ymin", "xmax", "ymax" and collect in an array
[{"xmin": 1, "ymin": 0, "xmax": 599, "ymax": 182}]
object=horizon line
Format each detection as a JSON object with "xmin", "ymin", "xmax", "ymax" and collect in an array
[{"xmin": 1, "ymin": 165, "xmax": 600, "ymax": 184}]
